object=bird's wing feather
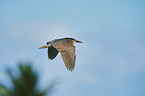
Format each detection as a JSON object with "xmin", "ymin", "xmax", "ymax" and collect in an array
[
  {"xmin": 48, "ymin": 46, "xmax": 59, "ymax": 60},
  {"xmin": 60, "ymin": 45, "xmax": 76, "ymax": 71}
]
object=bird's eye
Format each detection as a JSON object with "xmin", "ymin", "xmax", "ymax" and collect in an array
[{"xmin": 46, "ymin": 42, "xmax": 50, "ymax": 45}]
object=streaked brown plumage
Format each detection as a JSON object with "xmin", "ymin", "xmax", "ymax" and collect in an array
[{"xmin": 39, "ymin": 37, "xmax": 82, "ymax": 71}]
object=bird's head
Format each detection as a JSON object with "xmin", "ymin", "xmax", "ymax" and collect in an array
[
  {"xmin": 67, "ymin": 38, "xmax": 83, "ymax": 44},
  {"xmin": 75, "ymin": 40, "xmax": 83, "ymax": 43}
]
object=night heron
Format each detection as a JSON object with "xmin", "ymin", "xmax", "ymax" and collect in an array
[{"xmin": 39, "ymin": 37, "xmax": 82, "ymax": 71}]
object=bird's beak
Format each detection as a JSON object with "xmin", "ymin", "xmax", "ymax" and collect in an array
[
  {"xmin": 39, "ymin": 46, "xmax": 47, "ymax": 49},
  {"xmin": 76, "ymin": 40, "xmax": 83, "ymax": 43}
]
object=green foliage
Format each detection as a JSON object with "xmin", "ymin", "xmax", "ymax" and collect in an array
[{"xmin": 0, "ymin": 63, "xmax": 55, "ymax": 96}]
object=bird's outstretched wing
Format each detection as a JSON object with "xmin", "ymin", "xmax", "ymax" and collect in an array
[
  {"xmin": 60, "ymin": 45, "xmax": 76, "ymax": 71},
  {"xmin": 48, "ymin": 46, "xmax": 59, "ymax": 60}
]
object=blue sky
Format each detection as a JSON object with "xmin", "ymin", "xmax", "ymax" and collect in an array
[{"xmin": 0, "ymin": 0, "xmax": 145, "ymax": 96}]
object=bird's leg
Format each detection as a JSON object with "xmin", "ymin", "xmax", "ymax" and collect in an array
[{"xmin": 39, "ymin": 44, "xmax": 51, "ymax": 49}]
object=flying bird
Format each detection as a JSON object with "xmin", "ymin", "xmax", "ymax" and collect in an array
[{"xmin": 39, "ymin": 37, "xmax": 82, "ymax": 71}]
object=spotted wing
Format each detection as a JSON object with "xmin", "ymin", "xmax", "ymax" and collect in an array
[
  {"xmin": 48, "ymin": 46, "xmax": 59, "ymax": 60},
  {"xmin": 60, "ymin": 45, "xmax": 76, "ymax": 71}
]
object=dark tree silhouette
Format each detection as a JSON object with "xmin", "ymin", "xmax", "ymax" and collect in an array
[{"xmin": 0, "ymin": 63, "xmax": 55, "ymax": 96}]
